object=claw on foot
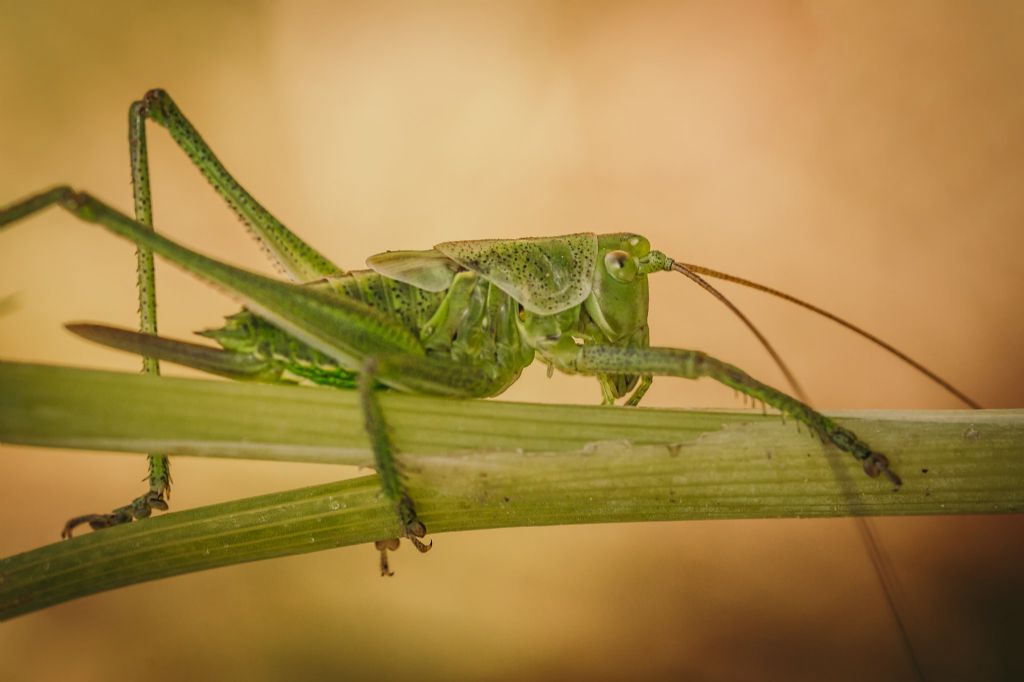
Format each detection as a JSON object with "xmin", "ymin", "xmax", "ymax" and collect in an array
[
  {"xmin": 862, "ymin": 452, "xmax": 903, "ymax": 488},
  {"xmin": 404, "ymin": 518, "xmax": 432, "ymax": 553},
  {"xmin": 375, "ymin": 538, "xmax": 401, "ymax": 577},
  {"xmin": 60, "ymin": 489, "xmax": 169, "ymax": 539},
  {"xmin": 373, "ymin": 519, "xmax": 432, "ymax": 576},
  {"xmin": 61, "ymin": 511, "xmax": 132, "ymax": 539}
]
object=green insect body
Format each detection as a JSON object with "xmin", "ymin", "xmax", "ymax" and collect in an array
[
  {"xmin": 4, "ymin": 88, "xmax": 976, "ymax": 575},
  {"xmin": 92, "ymin": 232, "xmax": 660, "ymax": 405}
]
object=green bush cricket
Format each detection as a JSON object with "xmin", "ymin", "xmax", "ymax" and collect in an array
[{"xmin": 0, "ymin": 89, "xmax": 977, "ymax": 579}]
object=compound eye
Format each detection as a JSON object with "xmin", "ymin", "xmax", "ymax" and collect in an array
[{"xmin": 604, "ymin": 250, "xmax": 638, "ymax": 283}]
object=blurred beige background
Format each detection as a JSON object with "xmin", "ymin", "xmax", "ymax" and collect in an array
[{"xmin": 2, "ymin": 1, "xmax": 1023, "ymax": 680}]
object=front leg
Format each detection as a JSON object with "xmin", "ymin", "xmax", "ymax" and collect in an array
[
  {"xmin": 359, "ymin": 359, "xmax": 431, "ymax": 576},
  {"xmin": 573, "ymin": 345, "xmax": 901, "ymax": 486}
]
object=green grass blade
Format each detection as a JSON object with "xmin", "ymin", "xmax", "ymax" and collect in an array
[{"xmin": 1, "ymin": 360, "xmax": 1022, "ymax": 619}]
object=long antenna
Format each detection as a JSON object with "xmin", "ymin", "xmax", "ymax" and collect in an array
[
  {"xmin": 670, "ymin": 262, "xmax": 808, "ymax": 401},
  {"xmin": 675, "ymin": 262, "xmax": 980, "ymax": 409},
  {"xmin": 669, "ymin": 256, "xmax": 934, "ymax": 680},
  {"xmin": 856, "ymin": 518, "xmax": 928, "ymax": 680}
]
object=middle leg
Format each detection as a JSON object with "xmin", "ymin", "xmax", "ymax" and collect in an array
[{"xmin": 359, "ymin": 359, "xmax": 430, "ymax": 576}]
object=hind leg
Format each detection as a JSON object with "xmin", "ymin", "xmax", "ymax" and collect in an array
[{"xmin": 47, "ymin": 90, "xmax": 348, "ymax": 537}]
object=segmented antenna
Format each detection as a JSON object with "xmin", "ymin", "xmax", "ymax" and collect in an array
[
  {"xmin": 670, "ymin": 262, "xmax": 808, "ymax": 401},
  {"xmin": 675, "ymin": 262, "xmax": 980, "ymax": 409},
  {"xmin": 671, "ymin": 259, "xmax": 938, "ymax": 681}
]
